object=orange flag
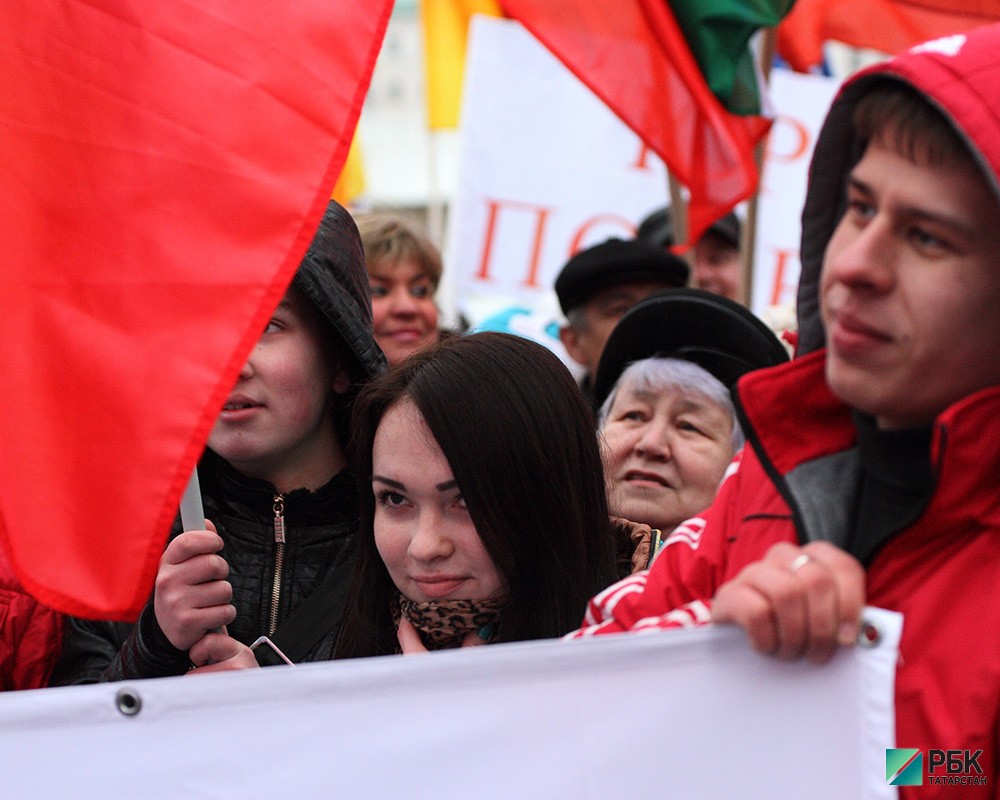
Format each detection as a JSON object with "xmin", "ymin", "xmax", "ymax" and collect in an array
[
  {"xmin": 332, "ymin": 134, "xmax": 367, "ymax": 206},
  {"xmin": 778, "ymin": 0, "xmax": 1000, "ymax": 72},
  {"xmin": 500, "ymin": 0, "xmax": 772, "ymax": 245},
  {"xmin": 422, "ymin": 0, "xmax": 504, "ymax": 129},
  {"xmin": 0, "ymin": 1, "xmax": 392, "ymax": 619}
]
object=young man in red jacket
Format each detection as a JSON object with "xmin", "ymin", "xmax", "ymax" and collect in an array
[{"xmin": 573, "ymin": 24, "xmax": 1000, "ymax": 797}]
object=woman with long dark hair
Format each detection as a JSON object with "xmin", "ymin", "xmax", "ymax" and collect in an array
[{"xmin": 336, "ymin": 332, "xmax": 617, "ymax": 657}]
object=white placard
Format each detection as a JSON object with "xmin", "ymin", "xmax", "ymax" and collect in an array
[
  {"xmin": 751, "ymin": 68, "xmax": 842, "ymax": 315},
  {"xmin": 446, "ymin": 17, "xmax": 671, "ymax": 367},
  {"xmin": 0, "ymin": 609, "xmax": 900, "ymax": 799}
]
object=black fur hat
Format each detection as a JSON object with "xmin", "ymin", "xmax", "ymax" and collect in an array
[{"xmin": 593, "ymin": 288, "xmax": 788, "ymax": 408}]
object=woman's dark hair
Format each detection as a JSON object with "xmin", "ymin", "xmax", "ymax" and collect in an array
[{"xmin": 336, "ymin": 332, "xmax": 616, "ymax": 657}]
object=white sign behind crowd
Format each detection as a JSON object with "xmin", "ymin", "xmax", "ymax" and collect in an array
[
  {"xmin": 752, "ymin": 68, "xmax": 842, "ymax": 314},
  {"xmin": 445, "ymin": 17, "xmax": 841, "ymax": 364},
  {"xmin": 1, "ymin": 611, "xmax": 900, "ymax": 798}
]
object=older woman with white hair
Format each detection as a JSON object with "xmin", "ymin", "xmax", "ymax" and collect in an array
[{"xmin": 592, "ymin": 289, "xmax": 788, "ymax": 574}]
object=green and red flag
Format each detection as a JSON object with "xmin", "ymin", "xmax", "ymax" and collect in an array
[
  {"xmin": 778, "ymin": 0, "xmax": 1000, "ymax": 72},
  {"xmin": 500, "ymin": 0, "xmax": 791, "ymax": 244},
  {"xmin": 672, "ymin": 0, "xmax": 796, "ymax": 114},
  {"xmin": 0, "ymin": 1, "xmax": 391, "ymax": 619}
]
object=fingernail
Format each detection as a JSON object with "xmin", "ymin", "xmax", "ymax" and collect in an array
[
  {"xmin": 477, "ymin": 624, "xmax": 494, "ymax": 641},
  {"xmin": 838, "ymin": 621, "xmax": 858, "ymax": 646}
]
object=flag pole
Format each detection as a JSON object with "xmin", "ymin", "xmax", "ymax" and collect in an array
[
  {"xmin": 427, "ymin": 131, "xmax": 446, "ymax": 248},
  {"xmin": 667, "ymin": 173, "xmax": 695, "ymax": 282},
  {"xmin": 179, "ymin": 466, "xmax": 205, "ymax": 531},
  {"xmin": 180, "ymin": 463, "xmax": 222, "ymax": 646},
  {"xmin": 741, "ymin": 160, "xmax": 761, "ymax": 307},
  {"xmin": 741, "ymin": 26, "xmax": 778, "ymax": 308}
]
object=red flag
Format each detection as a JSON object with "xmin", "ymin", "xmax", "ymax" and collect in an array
[
  {"xmin": 778, "ymin": 0, "xmax": 1000, "ymax": 72},
  {"xmin": 0, "ymin": 1, "xmax": 392, "ymax": 620},
  {"xmin": 499, "ymin": 0, "xmax": 772, "ymax": 245}
]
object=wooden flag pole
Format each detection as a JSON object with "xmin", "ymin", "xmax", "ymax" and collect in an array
[
  {"xmin": 741, "ymin": 155, "xmax": 762, "ymax": 308},
  {"xmin": 667, "ymin": 173, "xmax": 695, "ymax": 282},
  {"xmin": 741, "ymin": 26, "xmax": 779, "ymax": 308}
]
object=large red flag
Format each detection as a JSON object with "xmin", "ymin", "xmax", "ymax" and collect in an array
[
  {"xmin": 0, "ymin": 1, "xmax": 392, "ymax": 620},
  {"xmin": 499, "ymin": 0, "xmax": 772, "ymax": 245},
  {"xmin": 778, "ymin": 0, "xmax": 1000, "ymax": 72}
]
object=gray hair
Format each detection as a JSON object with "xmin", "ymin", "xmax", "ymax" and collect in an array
[{"xmin": 597, "ymin": 357, "xmax": 744, "ymax": 451}]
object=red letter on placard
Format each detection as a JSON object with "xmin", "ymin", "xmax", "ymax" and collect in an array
[
  {"xmin": 769, "ymin": 247, "xmax": 800, "ymax": 307},
  {"xmin": 766, "ymin": 115, "xmax": 810, "ymax": 164},
  {"xmin": 475, "ymin": 198, "xmax": 553, "ymax": 288},
  {"xmin": 630, "ymin": 140, "xmax": 654, "ymax": 172},
  {"xmin": 567, "ymin": 214, "xmax": 636, "ymax": 256}
]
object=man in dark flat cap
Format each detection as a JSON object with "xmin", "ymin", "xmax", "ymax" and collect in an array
[{"xmin": 555, "ymin": 237, "xmax": 688, "ymax": 410}]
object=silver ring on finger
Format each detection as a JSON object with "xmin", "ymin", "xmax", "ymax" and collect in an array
[{"xmin": 789, "ymin": 553, "xmax": 812, "ymax": 573}]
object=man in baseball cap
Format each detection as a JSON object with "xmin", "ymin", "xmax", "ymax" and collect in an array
[{"xmin": 637, "ymin": 206, "xmax": 743, "ymax": 302}]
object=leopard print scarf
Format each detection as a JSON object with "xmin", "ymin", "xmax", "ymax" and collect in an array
[{"xmin": 392, "ymin": 594, "xmax": 505, "ymax": 650}]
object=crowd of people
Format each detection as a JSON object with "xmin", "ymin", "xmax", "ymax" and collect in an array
[{"xmin": 3, "ymin": 21, "xmax": 1000, "ymax": 797}]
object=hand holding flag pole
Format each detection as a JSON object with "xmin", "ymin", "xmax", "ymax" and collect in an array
[{"xmin": 163, "ymin": 462, "xmax": 230, "ymax": 653}]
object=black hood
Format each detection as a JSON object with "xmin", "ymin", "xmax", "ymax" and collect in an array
[{"xmin": 291, "ymin": 200, "xmax": 386, "ymax": 384}]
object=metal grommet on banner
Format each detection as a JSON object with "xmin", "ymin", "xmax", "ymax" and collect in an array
[
  {"xmin": 115, "ymin": 687, "xmax": 143, "ymax": 717},
  {"xmin": 857, "ymin": 618, "xmax": 882, "ymax": 649}
]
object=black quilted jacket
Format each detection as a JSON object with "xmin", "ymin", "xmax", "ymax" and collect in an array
[{"xmin": 50, "ymin": 452, "xmax": 360, "ymax": 683}]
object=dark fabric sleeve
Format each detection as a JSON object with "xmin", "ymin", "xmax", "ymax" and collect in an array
[{"xmin": 49, "ymin": 602, "xmax": 190, "ymax": 685}]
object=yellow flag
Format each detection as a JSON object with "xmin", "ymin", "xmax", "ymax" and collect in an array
[
  {"xmin": 421, "ymin": 0, "xmax": 502, "ymax": 129},
  {"xmin": 331, "ymin": 132, "xmax": 366, "ymax": 206}
]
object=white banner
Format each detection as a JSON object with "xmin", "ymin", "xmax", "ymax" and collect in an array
[
  {"xmin": 445, "ymin": 18, "xmax": 842, "ymax": 356},
  {"xmin": 1, "ymin": 610, "xmax": 901, "ymax": 799}
]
